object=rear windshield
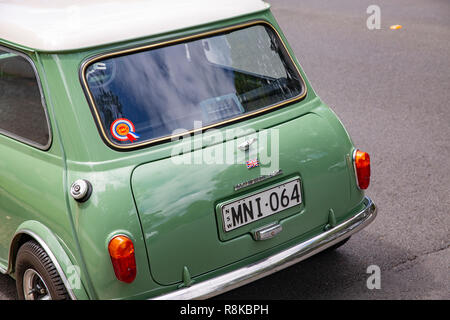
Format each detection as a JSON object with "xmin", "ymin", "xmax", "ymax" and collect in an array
[{"xmin": 83, "ymin": 23, "xmax": 305, "ymax": 147}]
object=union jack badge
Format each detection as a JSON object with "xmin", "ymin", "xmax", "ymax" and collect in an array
[{"xmin": 246, "ymin": 158, "xmax": 259, "ymax": 169}]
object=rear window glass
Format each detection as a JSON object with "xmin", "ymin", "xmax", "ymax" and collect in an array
[{"xmin": 83, "ymin": 23, "xmax": 305, "ymax": 147}]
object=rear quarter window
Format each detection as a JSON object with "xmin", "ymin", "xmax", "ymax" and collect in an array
[{"xmin": 0, "ymin": 49, "xmax": 50, "ymax": 149}]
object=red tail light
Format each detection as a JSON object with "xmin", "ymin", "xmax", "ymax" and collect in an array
[
  {"xmin": 108, "ymin": 235, "xmax": 137, "ymax": 283},
  {"xmin": 353, "ymin": 149, "xmax": 371, "ymax": 189}
]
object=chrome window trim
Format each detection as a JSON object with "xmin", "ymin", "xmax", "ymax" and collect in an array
[
  {"xmin": 352, "ymin": 148, "xmax": 362, "ymax": 190},
  {"xmin": 79, "ymin": 20, "xmax": 307, "ymax": 150},
  {"xmin": 0, "ymin": 45, "xmax": 52, "ymax": 151}
]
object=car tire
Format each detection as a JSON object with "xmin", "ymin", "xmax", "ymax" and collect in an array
[{"xmin": 15, "ymin": 240, "xmax": 70, "ymax": 300}]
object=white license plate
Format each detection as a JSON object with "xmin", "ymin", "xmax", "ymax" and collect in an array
[{"xmin": 221, "ymin": 179, "xmax": 302, "ymax": 232}]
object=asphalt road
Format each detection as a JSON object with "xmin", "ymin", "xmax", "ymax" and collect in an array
[{"xmin": 1, "ymin": 0, "xmax": 449, "ymax": 300}]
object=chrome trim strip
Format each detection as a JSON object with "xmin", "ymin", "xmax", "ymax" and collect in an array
[
  {"xmin": 352, "ymin": 148, "xmax": 361, "ymax": 190},
  {"xmin": 152, "ymin": 196, "xmax": 377, "ymax": 300},
  {"xmin": 9, "ymin": 230, "xmax": 77, "ymax": 300},
  {"xmin": 234, "ymin": 169, "xmax": 283, "ymax": 191}
]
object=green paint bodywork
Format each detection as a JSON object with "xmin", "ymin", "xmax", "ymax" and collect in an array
[{"xmin": 0, "ymin": 9, "xmax": 365, "ymax": 299}]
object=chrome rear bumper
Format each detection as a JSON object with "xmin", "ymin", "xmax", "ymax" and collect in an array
[{"xmin": 153, "ymin": 196, "xmax": 377, "ymax": 300}]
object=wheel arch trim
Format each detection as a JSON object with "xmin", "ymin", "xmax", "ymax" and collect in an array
[{"xmin": 8, "ymin": 221, "xmax": 87, "ymax": 300}]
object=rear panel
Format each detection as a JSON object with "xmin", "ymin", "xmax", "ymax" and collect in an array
[{"xmin": 132, "ymin": 111, "xmax": 358, "ymax": 285}]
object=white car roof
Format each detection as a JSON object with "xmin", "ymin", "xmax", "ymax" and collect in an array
[{"xmin": 0, "ymin": 0, "xmax": 270, "ymax": 52}]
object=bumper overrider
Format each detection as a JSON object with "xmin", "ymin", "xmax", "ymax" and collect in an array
[{"xmin": 153, "ymin": 196, "xmax": 377, "ymax": 300}]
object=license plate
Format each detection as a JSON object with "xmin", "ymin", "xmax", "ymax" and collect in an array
[{"xmin": 221, "ymin": 179, "xmax": 302, "ymax": 232}]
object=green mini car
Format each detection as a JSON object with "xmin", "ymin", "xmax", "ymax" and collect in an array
[{"xmin": 0, "ymin": 0, "xmax": 376, "ymax": 300}]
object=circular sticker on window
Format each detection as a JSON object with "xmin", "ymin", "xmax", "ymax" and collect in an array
[{"xmin": 110, "ymin": 118, "xmax": 140, "ymax": 142}]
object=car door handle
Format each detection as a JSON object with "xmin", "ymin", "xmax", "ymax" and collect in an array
[{"xmin": 238, "ymin": 137, "xmax": 257, "ymax": 151}]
